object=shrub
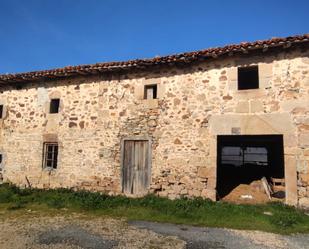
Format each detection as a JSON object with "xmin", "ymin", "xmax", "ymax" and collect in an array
[
  {"xmin": 72, "ymin": 191, "xmax": 105, "ymax": 210},
  {"xmin": 46, "ymin": 195, "xmax": 66, "ymax": 209},
  {"xmin": 0, "ymin": 185, "xmax": 15, "ymax": 203}
]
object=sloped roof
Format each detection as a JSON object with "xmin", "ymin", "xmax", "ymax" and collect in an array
[{"xmin": 0, "ymin": 34, "xmax": 308, "ymax": 84}]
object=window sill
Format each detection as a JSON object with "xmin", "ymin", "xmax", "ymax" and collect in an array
[
  {"xmin": 233, "ymin": 88, "xmax": 266, "ymax": 100},
  {"xmin": 43, "ymin": 167, "xmax": 57, "ymax": 172}
]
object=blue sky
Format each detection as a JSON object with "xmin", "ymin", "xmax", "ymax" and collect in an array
[{"xmin": 0, "ymin": 0, "xmax": 308, "ymax": 74}]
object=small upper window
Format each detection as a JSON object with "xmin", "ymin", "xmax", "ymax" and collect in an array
[
  {"xmin": 0, "ymin": 105, "xmax": 3, "ymax": 118},
  {"xmin": 50, "ymin": 99, "xmax": 60, "ymax": 113},
  {"xmin": 43, "ymin": 142, "xmax": 58, "ymax": 169},
  {"xmin": 144, "ymin": 84, "xmax": 157, "ymax": 99},
  {"xmin": 238, "ymin": 66, "xmax": 259, "ymax": 90}
]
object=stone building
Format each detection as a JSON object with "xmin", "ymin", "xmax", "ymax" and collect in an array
[{"xmin": 0, "ymin": 34, "xmax": 308, "ymax": 207}]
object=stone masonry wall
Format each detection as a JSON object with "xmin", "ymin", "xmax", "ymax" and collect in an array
[{"xmin": 0, "ymin": 48, "xmax": 308, "ymax": 207}]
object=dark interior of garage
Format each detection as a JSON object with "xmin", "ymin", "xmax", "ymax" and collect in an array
[{"xmin": 216, "ymin": 135, "xmax": 285, "ymax": 201}]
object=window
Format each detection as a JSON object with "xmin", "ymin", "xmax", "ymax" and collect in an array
[
  {"xmin": 0, "ymin": 105, "xmax": 3, "ymax": 118},
  {"xmin": 238, "ymin": 66, "xmax": 259, "ymax": 90},
  {"xmin": 50, "ymin": 99, "xmax": 60, "ymax": 113},
  {"xmin": 221, "ymin": 146, "xmax": 268, "ymax": 167},
  {"xmin": 144, "ymin": 84, "xmax": 157, "ymax": 99},
  {"xmin": 43, "ymin": 143, "xmax": 58, "ymax": 169},
  {"xmin": 0, "ymin": 154, "xmax": 2, "ymax": 171}
]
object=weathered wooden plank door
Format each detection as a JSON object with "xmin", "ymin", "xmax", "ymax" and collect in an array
[{"xmin": 122, "ymin": 140, "xmax": 150, "ymax": 195}]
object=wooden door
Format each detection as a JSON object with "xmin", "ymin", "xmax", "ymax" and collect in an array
[{"xmin": 122, "ymin": 140, "xmax": 150, "ymax": 195}]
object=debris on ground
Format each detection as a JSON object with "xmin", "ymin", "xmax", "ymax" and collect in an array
[
  {"xmin": 263, "ymin": 211, "xmax": 273, "ymax": 216},
  {"xmin": 222, "ymin": 178, "xmax": 286, "ymax": 204},
  {"xmin": 222, "ymin": 181, "xmax": 270, "ymax": 204}
]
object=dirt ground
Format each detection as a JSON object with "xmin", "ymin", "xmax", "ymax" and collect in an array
[{"xmin": 0, "ymin": 212, "xmax": 308, "ymax": 249}]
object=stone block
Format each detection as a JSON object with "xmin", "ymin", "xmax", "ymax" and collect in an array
[
  {"xmin": 284, "ymin": 134, "xmax": 298, "ymax": 147},
  {"xmin": 192, "ymin": 181, "xmax": 205, "ymax": 190},
  {"xmin": 134, "ymin": 84, "xmax": 144, "ymax": 100},
  {"xmin": 197, "ymin": 167, "xmax": 211, "ymax": 178},
  {"xmin": 299, "ymin": 133, "xmax": 309, "ymax": 147},
  {"xmin": 299, "ymin": 198, "xmax": 309, "ymax": 208},
  {"xmin": 43, "ymin": 133, "xmax": 58, "ymax": 142},
  {"xmin": 209, "ymin": 113, "xmax": 295, "ymax": 135},
  {"xmin": 179, "ymin": 176, "xmax": 192, "ymax": 185},
  {"xmin": 250, "ymin": 100, "xmax": 264, "ymax": 113},
  {"xmin": 258, "ymin": 63, "xmax": 272, "ymax": 89},
  {"xmin": 141, "ymin": 99, "xmax": 159, "ymax": 109},
  {"xmin": 167, "ymin": 158, "xmax": 188, "ymax": 168},
  {"xmin": 171, "ymin": 184, "xmax": 183, "ymax": 193},
  {"xmin": 284, "ymin": 147, "xmax": 300, "ymax": 156},
  {"xmin": 298, "ymin": 187, "xmax": 307, "ymax": 197},
  {"xmin": 300, "ymin": 173, "xmax": 309, "ymax": 185},
  {"xmin": 280, "ymin": 99, "xmax": 309, "ymax": 113},
  {"xmin": 188, "ymin": 189, "xmax": 201, "ymax": 197},
  {"xmin": 285, "ymin": 156, "xmax": 298, "ymax": 206},
  {"xmin": 190, "ymin": 157, "xmax": 206, "ymax": 167},
  {"xmin": 235, "ymin": 101, "xmax": 249, "ymax": 113},
  {"xmin": 227, "ymin": 67, "xmax": 237, "ymax": 91},
  {"xmin": 180, "ymin": 189, "xmax": 188, "ymax": 195},
  {"xmin": 201, "ymin": 189, "xmax": 216, "ymax": 200},
  {"xmin": 37, "ymin": 87, "xmax": 49, "ymax": 107}
]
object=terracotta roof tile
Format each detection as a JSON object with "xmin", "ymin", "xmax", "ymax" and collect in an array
[{"xmin": 0, "ymin": 34, "xmax": 308, "ymax": 84}]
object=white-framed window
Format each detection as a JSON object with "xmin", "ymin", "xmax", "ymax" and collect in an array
[{"xmin": 43, "ymin": 142, "xmax": 58, "ymax": 169}]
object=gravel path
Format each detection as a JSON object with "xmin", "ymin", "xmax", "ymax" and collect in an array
[
  {"xmin": 129, "ymin": 220, "xmax": 309, "ymax": 249},
  {"xmin": 38, "ymin": 225, "xmax": 118, "ymax": 249},
  {"xmin": 0, "ymin": 212, "xmax": 308, "ymax": 249},
  {"xmin": 0, "ymin": 214, "xmax": 184, "ymax": 249}
]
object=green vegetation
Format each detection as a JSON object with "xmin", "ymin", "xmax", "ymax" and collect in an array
[{"xmin": 0, "ymin": 183, "xmax": 308, "ymax": 234}]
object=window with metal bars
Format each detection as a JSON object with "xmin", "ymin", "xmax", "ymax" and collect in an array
[{"xmin": 43, "ymin": 143, "xmax": 58, "ymax": 169}]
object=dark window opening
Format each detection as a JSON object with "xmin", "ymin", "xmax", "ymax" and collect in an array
[
  {"xmin": 238, "ymin": 66, "xmax": 259, "ymax": 90},
  {"xmin": 144, "ymin": 84, "xmax": 157, "ymax": 99},
  {"xmin": 0, "ymin": 154, "xmax": 2, "ymax": 171},
  {"xmin": 0, "ymin": 105, "xmax": 3, "ymax": 118},
  {"xmin": 50, "ymin": 99, "xmax": 60, "ymax": 113},
  {"xmin": 221, "ymin": 146, "xmax": 268, "ymax": 166},
  {"xmin": 43, "ymin": 143, "xmax": 58, "ymax": 169},
  {"xmin": 217, "ymin": 135, "xmax": 284, "ymax": 202}
]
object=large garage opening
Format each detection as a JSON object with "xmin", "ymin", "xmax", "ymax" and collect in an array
[{"xmin": 217, "ymin": 135, "xmax": 285, "ymax": 203}]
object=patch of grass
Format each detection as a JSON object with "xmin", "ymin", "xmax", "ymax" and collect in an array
[
  {"xmin": 0, "ymin": 185, "xmax": 15, "ymax": 203},
  {"xmin": 7, "ymin": 200, "xmax": 26, "ymax": 210},
  {"xmin": 0, "ymin": 183, "xmax": 308, "ymax": 234}
]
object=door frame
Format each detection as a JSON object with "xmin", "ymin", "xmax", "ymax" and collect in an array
[{"xmin": 120, "ymin": 136, "xmax": 152, "ymax": 195}]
